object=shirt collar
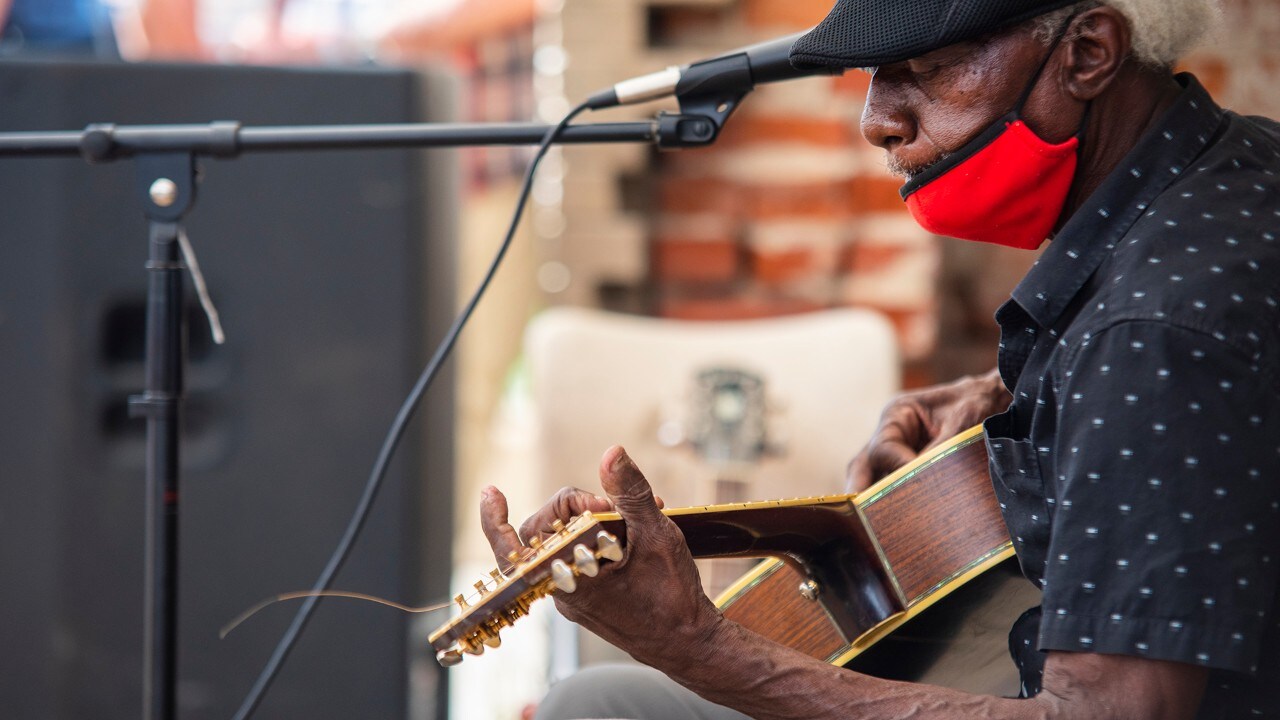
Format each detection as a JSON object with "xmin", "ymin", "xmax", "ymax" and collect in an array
[{"xmin": 1009, "ymin": 73, "xmax": 1227, "ymax": 330}]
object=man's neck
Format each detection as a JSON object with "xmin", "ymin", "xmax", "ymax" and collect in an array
[{"xmin": 1059, "ymin": 66, "xmax": 1184, "ymax": 223}]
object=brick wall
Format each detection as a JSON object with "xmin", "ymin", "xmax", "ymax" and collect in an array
[
  {"xmin": 1179, "ymin": 0, "xmax": 1280, "ymax": 119},
  {"xmin": 649, "ymin": 81, "xmax": 940, "ymax": 368}
]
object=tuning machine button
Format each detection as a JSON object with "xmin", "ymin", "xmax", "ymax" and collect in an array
[
  {"xmin": 573, "ymin": 544, "xmax": 600, "ymax": 577},
  {"xmin": 482, "ymin": 633, "xmax": 502, "ymax": 649},
  {"xmin": 596, "ymin": 531, "xmax": 623, "ymax": 562},
  {"xmin": 550, "ymin": 559, "xmax": 577, "ymax": 593},
  {"xmin": 437, "ymin": 648, "xmax": 464, "ymax": 667}
]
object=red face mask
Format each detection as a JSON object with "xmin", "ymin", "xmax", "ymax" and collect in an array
[{"xmin": 899, "ymin": 30, "xmax": 1084, "ymax": 250}]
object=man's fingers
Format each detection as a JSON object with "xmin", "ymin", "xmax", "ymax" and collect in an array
[
  {"xmin": 868, "ymin": 439, "xmax": 920, "ymax": 478},
  {"xmin": 845, "ymin": 450, "xmax": 876, "ymax": 493},
  {"xmin": 846, "ymin": 441, "xmax": 918, "ymax": 492},
  {"xmin": 480, "ymin": 486, "xmax": 525, "ymax": 567},
  {"xmin": 929, "ymin": 401, "xmax": 990, "ymax": 449},
  {"xmin": 846, "ymin": 422, "xmax": 923, "ymax": 492},
  {"xmin": 598, "ymin": 446, "xmax": 664, "ymax": 526},
  {"xmin": 518, "ymin": 487, "xmax": 614, "ymax": 543}
]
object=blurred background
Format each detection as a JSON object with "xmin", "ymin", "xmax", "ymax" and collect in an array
[{"xmin": 1, "ymin": 0, "xmax": 1276, "ymax": 718}]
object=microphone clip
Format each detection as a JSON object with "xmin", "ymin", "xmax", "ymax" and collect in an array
[{"xmin": 654, "ymin": 53, "xmax": 753, "ymax": 150}]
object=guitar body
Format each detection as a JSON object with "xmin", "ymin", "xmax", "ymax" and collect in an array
[
  {"xmin": 719, "ymin": 556, "xmax": 1035, "ymax": 695},
  {"xmin": 710, "ymin": 427, "xmax": 1039, "ymax": 695}
]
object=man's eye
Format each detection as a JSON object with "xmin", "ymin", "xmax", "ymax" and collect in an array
[
  {"xmin": 908, "ymin": 60, "xmax": 946, "ymax": 80},
  {"xmin": 915, "ymin": 66, "xmax": 944, "ymax": 81}
]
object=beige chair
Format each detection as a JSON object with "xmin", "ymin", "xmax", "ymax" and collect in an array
[{"xmin": 524, "ymin": 306, "xmax": 901, "ymax": 669}]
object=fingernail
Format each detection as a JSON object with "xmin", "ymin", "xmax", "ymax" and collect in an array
[{"xmin": 610, "ymin": 447, "xmax": 630, "ymax": 472}]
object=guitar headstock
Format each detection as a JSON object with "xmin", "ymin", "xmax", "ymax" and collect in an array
[{"xmin": 428, "ymin": 511, "xmax": 623, "ymax": 667}]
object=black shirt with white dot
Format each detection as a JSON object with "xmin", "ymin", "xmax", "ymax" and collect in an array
[{"xmin": 986, "ymin": 74, "xmax": 1279, "ymax": 718}]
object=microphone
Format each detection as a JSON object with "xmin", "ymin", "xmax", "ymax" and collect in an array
[{"xmin": 586, "ymin": 31, "xmax": 845, "ymax": 110}]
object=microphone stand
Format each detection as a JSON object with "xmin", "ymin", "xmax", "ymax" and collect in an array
[{"xmin": 0, "ymin": 94, "xmax": 744, "ymax": 720}]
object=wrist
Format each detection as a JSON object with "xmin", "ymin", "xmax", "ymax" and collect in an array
[
  {"xmin": 632, "ymin": 600, "xmax": 730, "ymax": 680},
  {"xmin": 663, "ymin": 610, "xmax": 741, "ymax": 687}
]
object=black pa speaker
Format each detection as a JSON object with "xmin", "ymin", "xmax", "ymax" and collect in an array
[{"xmin": 0, "ymin": 59, "xmax": 457, "ymax": 719}]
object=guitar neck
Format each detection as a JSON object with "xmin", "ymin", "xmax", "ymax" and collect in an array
[{"xmin": 596, "ymin": 494, "xmax": 860, "ymax": 559}]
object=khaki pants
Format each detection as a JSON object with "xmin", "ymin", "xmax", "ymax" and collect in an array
[{"xmin": 535, "ymin": 664, "xmax": 753, "ymax": 720}]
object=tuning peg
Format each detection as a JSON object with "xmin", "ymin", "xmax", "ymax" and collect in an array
[
  {"xmin": 463, "ymin": 642, "xmax": 485, "ymax": 656},
  {"xmin": 454, "ymin": 594, "xmax": 468, "ymax": 610},
  {"xmin": 474, "ymin": 580, "xmax": 489, "ymax": 596},
  {"xmin": 437, "ymin": 648, "xmax": 464, "ymax": 667},
  {"xmin": 573, "ymin": 544, "xmax": 599, "ymax": 577},
  {"xmin": 482, "ymin": 633, "xmax": 502, "ymax": 649},
  {"xmin": 550, "ymin": 559, "xmax": 577, "ymax": 593},
  {"xmin": 552, "ymin": 518, "xmax": 566, "ymax": 533},
  {"xmin": 506, "ymin": 549, "xmax": 522, "ymax": 567},
  {"xmin": 490, "ymin": 568, "xmax": 504, "ymax": 584},
  {"xmin": 596, "ymin": 531, "xmax": 622, "ymax": 562},
  {"xmin": 529, "ymin": 536, "xmax": 544, "ymax": 551}
]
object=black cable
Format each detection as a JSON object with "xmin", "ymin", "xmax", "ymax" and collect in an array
[{"xmin": 232, "ymin": 98, "xmax": 596, "ymax": 720}]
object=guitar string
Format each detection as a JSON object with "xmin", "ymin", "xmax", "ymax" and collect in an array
[
  {"xmin": 220, "ymin": 592, "xmax": 455, "ymax": 639},
  {"xmin": 221, "ymin": 560, "xmax": 525, "ymax": 639},
  {"xmin": 225, "ymin": 521, "xmax": 610, "ymax": 642}
]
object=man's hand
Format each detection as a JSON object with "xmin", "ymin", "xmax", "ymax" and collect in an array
[
  {"xmin": 479, "ymin": 446, "xmax": 721, "ymax": 669},
  {"xmin": 847, "ymin": 368, "xmax": 1010, "ymax": 492},
  {"xmin": 480, "ymin": 484, "xmax": 615, "ymax": 558}
]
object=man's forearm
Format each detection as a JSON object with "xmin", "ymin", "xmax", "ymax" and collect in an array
[
  {"xmin": 666, "ymin": 618, "xmax": 1052, "ymax": 720},
  {"xmin": 661, "ymin": 617, "xmax": 1207, "ymax": 720}
]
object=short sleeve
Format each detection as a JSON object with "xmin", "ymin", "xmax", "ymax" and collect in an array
[{"xmin": 1038, "ymin": 319, "xmax": 1280, "ymax": 674}]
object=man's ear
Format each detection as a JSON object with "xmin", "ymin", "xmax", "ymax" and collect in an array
[{"xmin": 1062, "ymin": 5, "xmax": 1132, "ymax": 100}]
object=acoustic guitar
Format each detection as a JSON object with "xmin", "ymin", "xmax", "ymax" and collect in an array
[{"xmin": 429, "ymin": 426, "xmax": 1041, "ymax": 695}]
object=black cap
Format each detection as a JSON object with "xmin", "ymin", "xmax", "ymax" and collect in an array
[{"xmin": 791, "ymin": 0, "xmax": 1079, "ymax": 69}]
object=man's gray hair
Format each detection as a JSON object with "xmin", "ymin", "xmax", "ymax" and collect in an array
[{"xmin": 1034, "ymin": 0, "xmax": 1222, "ymax": 67}]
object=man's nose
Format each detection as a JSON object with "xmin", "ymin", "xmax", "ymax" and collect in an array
[{"xmin": 860, "ymin": 78, "xmax": 916, "ymax": 151}]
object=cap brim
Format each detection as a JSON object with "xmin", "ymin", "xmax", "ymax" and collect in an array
[{"xmin": 790, "ymin": 0, "xmax": 1081, "ymax": 70}]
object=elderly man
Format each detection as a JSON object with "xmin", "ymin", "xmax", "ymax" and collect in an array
[{"xmin": 481, "ymin": 1, "xmax": 1280, "ymax": 717}]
